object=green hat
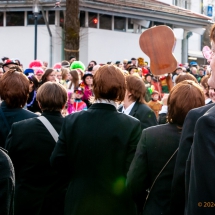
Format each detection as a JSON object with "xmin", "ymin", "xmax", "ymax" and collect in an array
[{"xmin": 70, "ymin": 61, "xmax": 85, "ymax": 71}]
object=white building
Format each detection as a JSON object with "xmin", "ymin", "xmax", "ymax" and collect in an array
[{"xmin": 0, "ymin": 0, "xmax": 212, "ymax": 68}]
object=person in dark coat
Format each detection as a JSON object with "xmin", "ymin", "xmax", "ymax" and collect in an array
[
  {"xmin": 185, "ymin": 23, "xmax": 215, "ymax": 215},
  {"xmin": 118, "ymin": 75, "xmax": 157, "ymax": 130},
  {"xmin": 170, "ymin": 103, "xmax": 214, "ymax": 215},
  {"xmin": 50, "ymin": 65, "xmax": 142, "ymax": 215},
  {"xmin": 127, "ymin": 80, "xmax": 205, "ymax": 215},
  {"xmin": 0, "ymin": 147, "xmax": 15, "ymax": 215},
  {"xmin": 5, "ymin": 82, "xmax": 69, "ymax": 215},
  {"xmin": 185, "ymin": 105, "xmax": 215, "ymax": 215},
  {"xmin": 27, "ymin": 75, "xmax": 41, "ymax": 113},
  {"xmin": 0, "ymin": 66, "xmax": 37, "ymax": 148}
]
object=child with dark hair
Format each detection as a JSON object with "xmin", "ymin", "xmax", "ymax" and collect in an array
[{"xmin": 27, "ymin": 75, "xmax": 41, "ymax": 113}]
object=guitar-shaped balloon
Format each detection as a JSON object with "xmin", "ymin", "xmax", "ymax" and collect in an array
[{"xmin": 139, "ymin": 25, "xmax": 177, "ymax": 76}]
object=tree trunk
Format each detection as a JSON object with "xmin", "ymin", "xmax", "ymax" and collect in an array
[{"xmin": 64, "ymin": 0, "xmax": 80, "ymax": 61}]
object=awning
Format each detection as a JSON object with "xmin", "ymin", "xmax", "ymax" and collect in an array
[{"xmin": 188, "ymin": 50, "xmax": 204, "ymax": 58}]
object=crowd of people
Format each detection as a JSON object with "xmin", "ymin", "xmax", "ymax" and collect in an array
[{"xmin": 0, "ymin": 24, "xmax": 215, "ymax": 215}]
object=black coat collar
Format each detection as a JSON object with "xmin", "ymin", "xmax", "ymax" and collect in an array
[
  {"xmin": 89, "ymin": 103, "xmax": 117, "ymax": 111},
  {"xmin": 129, "ymin": 102, "xmax": 140, "ymax": 116},
  {"xmin": 42, "ymin": 110, "xmax": 63, "ymax": 117}
]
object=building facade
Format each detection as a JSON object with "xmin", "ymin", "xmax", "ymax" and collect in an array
[{"xmin": 0, "ymin": 0, "xmax": 212, "ymax": 68}]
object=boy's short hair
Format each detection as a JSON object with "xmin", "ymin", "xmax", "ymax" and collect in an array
[
  {"xmin": 93, "ymin": 65, "xmax": 125, "ymax": 102},
  {"xmin": 36, "ymin": 82, "xmax": 67, "ymax": 111},
  {"xmin": 0, "ymin": 66, "xmax": 29, "ymax": 108}
]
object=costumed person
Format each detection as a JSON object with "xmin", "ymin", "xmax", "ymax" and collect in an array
[
  {"xmin": 147, "ymin": 90, "xmax": 162, "ymax": 119},
  {"xmin": 67, "ymin": 91, "xmax": 76, "ymax": 114},
  {"xmin": 24, "ymin": 68, "xmax": 34, "ymax": 77},
  {"xmin": 160, "ymin": 73, "xmax": 174, "ymax": 96},
  {"xmin": 151, "ymin": 75, "xmax": 162, "ymax": 95},
  {"xmin": 128, "ymin": 66, "xmax": 138, "ymax": 76},
  {"xmin": 80, "ymin": 72, "xmax": 94, "ymax": 108},
  {"xmin": 34, "ymin": 68, "xmax": 44, "ymax": 82},
  {"xmin": 27, "ymin": 75, "xmax": 41, "ymax": 113},
  {"xmin": 53, "ymin": 62, "xmax": 61, "ymax": 71},
  {"xmin": 137, "ymin": 57, "xmax": 144, "ymax": 68},
  {"xmin": 159, "ymin": 74, "xmax": 169, "ymax": 93},
  {"xmin": 29, "ymin": 60, "xmax": 43, "ymax": 69},
  {"xmin": 2, "ymin": 59, "xmax": 18, "ymax": 73},
  {"xmin": 144, "ymin": 73, "xmax": 153, "ymax": 102},
  {"xmin": 73, "ymin": 87, "xmax": 87, "ymax": 112},
  {"xmin": 172, "ymin": 66, "xmax": 183, "ymax": 85},
  {"xmin": 50, "ymin": 64, "xmax": 142, "ymax": 215},
  {"xmin": 53, "ymin": 63, "xmax": 62, "ymax": 83},
  {"xmin": 29, "ymin": 60, "xmax": 44, "ymax": 82},
  {"xmin": 137, "ymin": 57, "xmax": 145, "ymax": 77},
  {"xmin": 70, "ymin": 61, "xmax": 85, "ymax": 82}
]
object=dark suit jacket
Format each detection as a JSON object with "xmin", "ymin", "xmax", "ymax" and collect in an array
[
  {"xmin": 118, "ymin": 102, "xmax": 157, "ymax": 130},
  {"xmin": 5, "ymin": 111, "xmax": 69, "ymax": 215},
  {"xmin": 50, "ymin": 103, "xmax": 141, "ymax": 215},
  {"xmin": 170, "ymin": 103, "xmax": 215, "ymax": 215},
  {"xmin": 127, "ymin": 123, "xmax": 181, "ymax": 215},
  {"xmin": 186, "ymin": 105, "xmax": 215, "ymax": 215},
  {"xmin": 0, "ymin": 147, "xmax": 14, "ymax": 215},
  {"xmin": 0, "ymin": 101, "xmax": 37, "ymax": 148}
]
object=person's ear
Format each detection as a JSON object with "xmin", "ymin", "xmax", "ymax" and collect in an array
[{"xmin": 37, "ymin": 101, "xmax": 43, "ymax": 112}]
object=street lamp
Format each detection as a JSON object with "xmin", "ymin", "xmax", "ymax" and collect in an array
[{"xmin": 33, "ymin": 1, "xmax": 40, "ymax": 60}]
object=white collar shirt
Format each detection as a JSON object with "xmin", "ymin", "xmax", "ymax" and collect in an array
[{"xmin": 122, "ymin": 102, "xmax": 136, "ymax": 115}]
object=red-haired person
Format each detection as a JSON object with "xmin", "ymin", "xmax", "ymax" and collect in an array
[
  {"xmin": 171, "ymin": 24, "xmax": 215, "ymax": 215},
  {"xmin": 51, "ymin": 65, "xmax": 141, "ymax": 215},
  {"xmin": 127, "ymin": 80, "xmax": 205, "ymax": 215},
  {"xmin": 0, "ymin": 66, "xmax": 37, "ymax": 148},
  {"xmin": 118, "ymin": 75, "xmax": 157, "ymax": 130}
]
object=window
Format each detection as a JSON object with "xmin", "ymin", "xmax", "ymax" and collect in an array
[
  {"xmin": 0, "ymin": 12, "xmax": 3, "ymax": 27},
  {"xmin": 153, "ymin": 21, "xmax": 164, "ymax": 26},
  {"xmin": 48, "ymin": 11, "xmax": 55, "ymax": 24},
  {"xmin": 128, "ymin": 18, "xmax": 133, "ymax": 30},
  {"xmin": 27, "ymin": 11, "xmax": 45, "ymax": 25},
  {"xmin": 89, "ymin": 12, "xmax": 97, "ymax": 28},
  {"xmin": 114, "ymin": 16, "xmax": 126, "ymax": 31},
  {"xmin": 80, "ymin": 11, "xmax": 85, "ymax": 27},
  {"xmin": 6, "ymin": 12, "xmax": 24, "ymax": 26},
  {"xmin": 60, "ymin": 11, "xmax": 64, "ymax": 28},
  {"xmin": 99, "ymin": 14, "xmax": 111, "ymax": 30}
]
